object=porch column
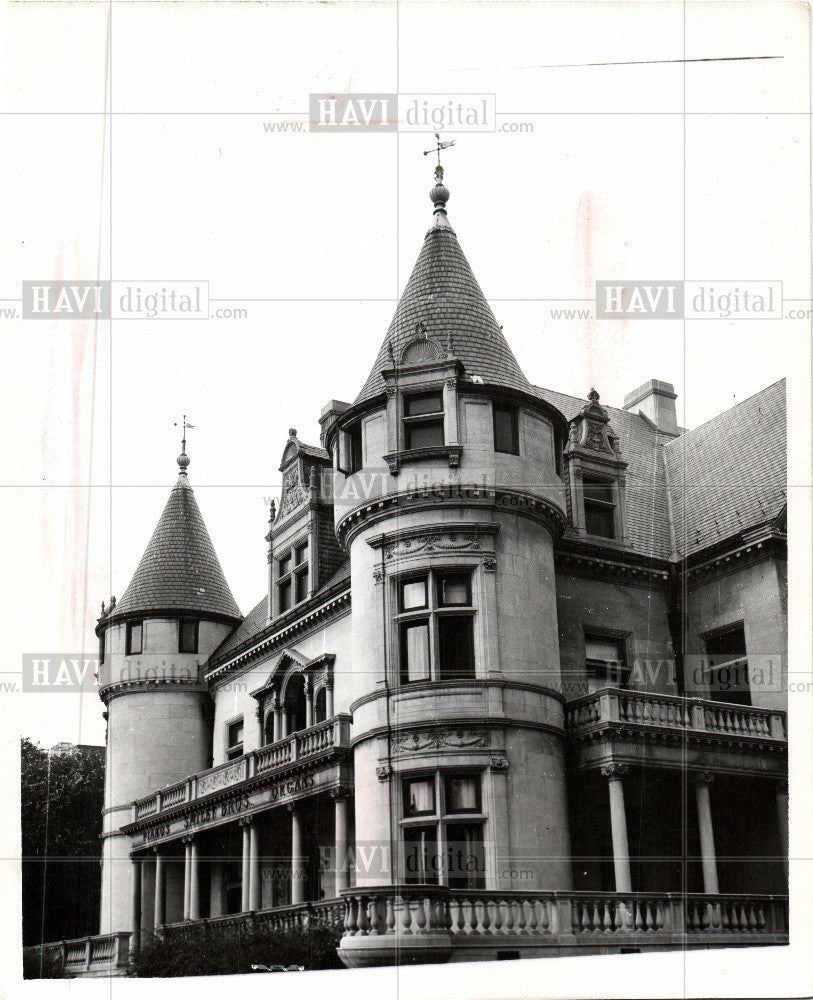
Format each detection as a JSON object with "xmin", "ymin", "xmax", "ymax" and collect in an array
[
  {"xmin": 695, "ymin": 772, "xmax": 719, "ymax": 894},
  {"xmin": 325, "ymin": 680, "xmax": 334, "ymax": 719},
  {"xmin": 153, "ymin": 851, "xmax": 165, "ymax": 929},
  {"xmin": 130, "ymin": 858, "xmax": 142, "ymax": 955},
  {"xmin": 189, "ymin": 837, "xmax": 201, "ymax": 920},
  {"xmin": 255, "ymin": 703, "xmax": 264, "ymax": 747},
  {"xmin": 290, "ymin": 804, "xmax": 306, "ymax": 904},
  {"xmin": 305, "ymin": 678, "xmax": 314, "ymax": 729},
  {"xmin": 332, "ymin": 790, "xmax": 350, "ymax": 892},
  {"xmin": 272, "ymin": 695, "xmax": 282, "ymax": 742},
  {"xmin": 601, "ymin": 763, "xmax": 632, "ymax": 893},
  {"xmin": 240, "ymin": 818, "xmax": 251, "ymax": 912},
  {"xmin": 776, "ymin": 779, "xmax": 789, "ymax": 881},
  {"xmin": 249, "ymin": 820, "xmax": 261, "ymax": 911},
  {"xmin": 183, "ymin": 837, "xmax": 192, "ymax": 920}
]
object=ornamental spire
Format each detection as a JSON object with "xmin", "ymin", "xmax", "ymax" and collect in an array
[
  {"xmin": 174, "ymin": 414, "xmax": 194, "ymax": 474},
  {"xmin": 424, "ymin": 133, "xmax": 456, "ymax": 223}
]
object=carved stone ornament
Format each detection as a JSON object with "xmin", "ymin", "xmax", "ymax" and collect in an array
[
  {"xmin": 278, "ymin": 467, "xmax": 307, "ymax": 518},
  {"xmin": 384, "ymin": 533, "xmax": 483, "ymax": 562},
  {"xmin": 393, "ymin": 729, "xmax": 490, "ymax": 753},
  {"xmin": 197, "ymin": 761, "xmax": 245, "ymax": 796},
  {"xmin": 376, "ymin": 764, "xmax": 393, "ymax": 781},
  {"xmin": 489, "ymin": 756, "xmax": 509, "ymax": 771},
  {"xmin": 372, "ymin": 566, "xmax": 385, "ymax": 584},
  {"xmin": 599, "ymin": 762, "xmax": 629, "ymax": 780}
]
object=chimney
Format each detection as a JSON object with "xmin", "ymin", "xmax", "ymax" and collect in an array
[
  {"xmin": 319, "ymin": 399, "xmax": 351, "ymax": 447},
  {"xmin": 623, "ymin": 379, "xmax": 679, "ymax": 436}
]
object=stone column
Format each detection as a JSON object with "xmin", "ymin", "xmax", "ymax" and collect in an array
[
  {"xmin": 249, "ymin": 820, "xmax": 261, "ymax": 911},
  {"xmin": 183, "ymin": 837, "xmax": 192, "ymax": 920},
  {"xmin": 332, "ymin": 790, "xmax": 350, "ymax": 893},
  {"xmin": 130, "ymin": 858, "xmax": 142, "ymax": 956},
  {"xmin": 256, "ymin": 703, "xmax": 264, "ymax": 747},
  {"xmin": 695, "ymin": 772, "xmax": 719, "ymax": 895},
  {"xmin": 153, "ymin": 851, "xmax": 165, "ymax": 929},
  {"xmin": 272, "ymin": 695, "xmax": 282, "ymax": 743},
  {"xmin": 290, "ymin": 804, "xmax": 306, "ymax": 905},
  {"xmin": 240, "ymin": 819, "xmax": 251, "ymax": 912},
  {"xmin": 325, "ymin": 680, "xmax": 334, "ymax": 719},
  {"xmin": 305, "ymin": 678, "xmax": 314, "ymax": 729},
  {"xmin": 189, "ymin": 837, "xmax": 201, "ymax": 920},
  {"xmin": 776, "ymin": 779, "xmax": 789, "ymax": 882},
  {"xmin": 601, "ymin": 763, "xmax": 632, "ymax": 893}
]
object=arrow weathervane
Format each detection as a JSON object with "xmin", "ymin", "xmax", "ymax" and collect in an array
[{"xmin": 423, "ymin": 133, "xmax": 457, "ymax": 166}]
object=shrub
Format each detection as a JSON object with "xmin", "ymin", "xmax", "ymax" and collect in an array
[
  {"xmin": 131, "ymin": 921, "xmax": 343, "ymax": 978},
  {"xmin": 23, "ymin": 947, "xmax": 64, "ymax": 979}
]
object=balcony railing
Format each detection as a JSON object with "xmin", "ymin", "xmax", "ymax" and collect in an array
[
  {"xmin": 133, "ymin": 715, "xmax": 351, "ymax": 821},
  {"xmin": 565, "ymin": 688, "xmax": 786, "ymax": 741},
  {"xmin": 24, "ymin": 932, "xmax": 131, "ymax": 978},
  {"xmin": 160, "ymin": 898, "xmax": 346, "ymax": 940},
  {"xmin": 337, "ymin": 887, "xmax": 788, "ymax": 965}
]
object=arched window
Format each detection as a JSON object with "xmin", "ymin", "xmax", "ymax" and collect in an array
[
  {"xmin": 284, "ymin": 672, "xmax": 308, "ymax": 735},
  {"xmin": 264, "ymin": 710, "xmax": 275, "ymax": 746},
  {"xmin": 314, "ymin": 687, "xmax": 327, "ymax": 724}
]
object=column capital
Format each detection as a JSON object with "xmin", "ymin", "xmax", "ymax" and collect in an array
[
  {"xmin": 181, "ymin": 833, "xmax": 195, "ymax": 844},
  {"xmin": 329, "ymin": 787, "xmax": 351, "ymax": 800},
  {"xmin": 600, "ymin": 762, "xmax": 629, "ymax": 780},
  {"xmin": 238, "ymin": 815, "xmax": 254, "ymax": 827},
  {"xmin": 694, "ymin": 770, "xmax": 715, "ymax": 786}
]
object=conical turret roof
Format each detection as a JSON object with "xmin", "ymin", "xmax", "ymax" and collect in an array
[
  {"xmin": 106, "ymin": 472, "xmax": 241, "ymax": 624},
  {"xmin": 355, "ymin": 168, "xmax": 533, "ymax": 405}
]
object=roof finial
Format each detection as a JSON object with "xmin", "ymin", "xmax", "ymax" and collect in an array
[
  {"xmin": 174, "ymin": 414, "xmax": 194, "ymax": 473},
  {"xmin": 424, "ymin": 134, "xmax": 455, "ymax": 221}
]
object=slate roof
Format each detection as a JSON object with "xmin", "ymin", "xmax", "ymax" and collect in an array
[
  {"xmin": 663, "ymin": 379, "xmax": 786, "ymax": 557},
  {"xmin": 355, "ymin": 221, "xmax": 533, "ymax": 404},
  {"xmin": 535, "ymin": 386, "xmax": 674, "ymax": 559},
  {"xmin": 106, "ymin": 474, "xmax": 241, "ymax": 624}
]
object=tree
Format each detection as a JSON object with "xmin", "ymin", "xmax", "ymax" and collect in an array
[{"xmin": 21, "ymin": 738, "xmax": 105, "ymax": 946}]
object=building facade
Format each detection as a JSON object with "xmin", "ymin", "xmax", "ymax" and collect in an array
[{"xmin": 88, "ymin": 165, "xmax": 787, "ymax": 970}]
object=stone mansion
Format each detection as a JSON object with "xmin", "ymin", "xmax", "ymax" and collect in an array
[{"xmin": 49, "ymin": 164, "xmax": 788, "ymax": 973}]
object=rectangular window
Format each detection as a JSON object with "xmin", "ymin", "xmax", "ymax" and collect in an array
[
  {"xmin": 705, "ymin": 624, "xmax": 750, "ymax": 706},
  {"xmin": 401, "ymin": 621, "xmax": 431, "ymax": 683},
  {"xmin": 278, "ymin": 553, "xmax": 292, "ymax": 578},
  {"xmin": 396, "ymin": 570, "xmax": 476, "ymax": 684},
  {"xmin": 403, "ymin": 391, "xmax": 444, "ymax": 450},
  {"xmin": 99, "ymin": 630, "xmax": 105, "ymax": 664},
  {"xmin": 404, "ymin": 777, "xmax": 436, "ymax": 816},
  {"xmin": 585, "ymin": 634, "xmax": 627, "ymax": 686},
  {"xmin": 179, "ymin": 619, "xmax": 199, "ymax": 654},
  {"xmin": 278, "ymin": 579, "xmax": 292, "ymax": 613},
  {"xmin": 349, "ymin": 424, "xmax": 363, "ymax": 474},
  {"xmin": 583, "ymin": 476, "xmax": 616, "ymax": 539},
  {"xmin": 277, "ymin": 542, "xmax": 309, "ymax": 615},
  {"xmin": 438, "ymin": 615, "xmax": 475, "ymax": 679},
  {"xmin": 226, "ymin": 719, "xmax": 244, "ymax": 761},
  {"xmin": 294, "ymin": 542, "xmax": 308, "ymax": 566},
  {"xmin": 294, "ymin": 570, "xmax": 308, "ymax": 605},
  {"xmin": 400, "ymin": 772, "xmax": 485, "ymax": 888},
  {"xmin": 493, "ymin": 404, "xmax": 519, "ymax": 455},
  {"xmin": 126, "ymin": 621, "xmax": 143, "ymax": 655}
]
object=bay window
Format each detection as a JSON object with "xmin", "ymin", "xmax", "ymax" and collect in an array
[
  {"xmin": 401, "ymin": 772, "xmax": 485, "ymax": 888},
  {"xmin": 396, "ymin": 570, "xmax": 476, "ymax": 684}
]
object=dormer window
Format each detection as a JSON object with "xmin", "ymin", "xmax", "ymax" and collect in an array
[
  {"xmin": 126, "ymin": 621, "xmax": 143, "ymax": 655},
  {"xmin": 493, "ymin": 403, "xmax": 519, "ymax": 455},
  {"xmin": 277, "ymin": 542, "xmax": 309, "ymax": 614},
  {"xmin": 403, "ymin": 391, "xmax": 444, "ymax": 450},
  {"xmin": 583, "ymin": 476, "xmax": 616, "ymax": 539}
]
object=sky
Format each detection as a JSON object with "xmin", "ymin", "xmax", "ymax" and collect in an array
[{"xmin": 0, "ymin": 1, "xmax": 810, "ymax": 752}]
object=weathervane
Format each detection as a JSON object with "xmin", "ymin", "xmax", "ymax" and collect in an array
[
  {"xmin": 423, "ymin": 132, "xmax": 457, "ymax": 166},
  {"xmin": 174, "ymin": 414, "xmax": 195, "ymax": 472}
]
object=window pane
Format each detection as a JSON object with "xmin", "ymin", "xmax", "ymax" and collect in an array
[
  {"xmin": 585, "ymin": 636, "xmax": 624, "ymax": 664},
  {"xmin": 278, "ymin": 554, "xmax": 292, "ymax": 577},
  {"xmin": 445, "ymin": 776, "xmax": 480, "ymax": 813},
  {"xmin": 405, "ymin": 392, "xmax": 443, "ymax": 416},
  {"xmin": 179, "ymin": 620, "xmax": 198, "ymax": 654},
  {"xmin": 349, "ymin": 425, "xmax": 363, "ymax": 474},
  {"xmin": 439, "ymin": 574, "xmax": 470, "ymax": 606},
  {"xmin": 446, "ymin": 823, "xmax": 485, "ymax": 889},
  {"xmin": 405, "ymin": 420, "xmax": 444, "ymax": 450},
  {"xmin": 584, "ymin": 503, "xmax": 615, "ymax": 538},
  {"xmin": 279, "ymin": 579, "xmax": 292, "ymax": 612},
  {"xmin": 705, "ymin": 625, "xmax": 746, "ymax": 661},
  {"xmin": 228, "ymin": 720, "xmax": 243, "ymax": 745},
  {"xmin": 493, "ymin": 405, "xmax": 519, "ymax": 455},
  {"xmin": 583, "ymin": 479, "xmax": 614, "ymax": 504},
  {"xmin": 294, "ymin": 570, "xmax": 308, "ymax": 604},
  {"xmin": 404, "ymin": 778, "xmax": 436, "ymax": 816},
  {"xmin": 403, "ymin": 825, "xmax": 440, "ymax": 884},
  {"xmin": 294, "ymin": 543, "xmax": 308, "ymax": 566},
  {"xmin": 438, "ymin": 616, "xmax": 475, "ymax": 679},
  {"xmin": 128, "ymin": 622, "xmax": 142, "ymax": 655},
  {"xmin": 401, "ymin": 622, "xmax": 430, "ymax": 683},
  {"xmin": 401, "ymin": 578, "xmax": 427, "ymax": 610}
]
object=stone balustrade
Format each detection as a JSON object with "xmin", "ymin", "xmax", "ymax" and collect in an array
[
  {"xmin": 565, "ymin": 688, "xmax": 786, "ymax": 741},
  {"xmin": 24, "ymin": 932, "xmax": 131, "ymax": 978},
  {"xmin": 133, "ymin": 715, "xmax": 351, "ymax": 820},
  {"xmin": 337, "ymin": 887, "xmax": 788, "ymax": 966}
]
